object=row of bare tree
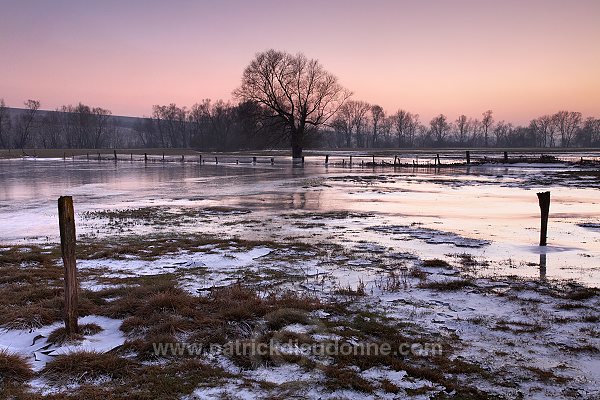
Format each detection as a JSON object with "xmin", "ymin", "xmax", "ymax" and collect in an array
[
  {"xmin": 1, "ymin": 99, "xmax": 598, "ymax": 150},
  {"xmin": 328, "ymin": 104, "xmax": 600, "ymax": 148},
  {"xmin": 0, "ymin": 99, "xmax": 119, "ymax": 150}
]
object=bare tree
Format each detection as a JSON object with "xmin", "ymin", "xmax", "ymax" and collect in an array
[
  {"xmin": 14, "ymin": 99, "xmax": 40, "ymax": 149},
  {"xmin": 493, "ymin": 121, "xmax": 512, "ymax": 147},
  {"xmin": 0, "ymin": 99, "xmax": 11, "ymax": 149},
  {"xmin": 394, "ymin": 110, "xmax": 419, "ymax": 147},
  {"xmin": 429, "ymin": 114, "xmax": 450, "ymax": 145},
  {"xmin": 455, "ymin": 115, "xmax": 469, "ymax": 145},
  {"xmin": 234, "ymin": 49, "xmax": 351, "ymax": 158},
  {"xmin": 481, "ymin": 110, "xmax": 494, "ymax": 147},
  {"xmin": 554, "ymin": 111, "xmax": 581, "ymax": 147},
  {"xmin": 92, "ymin": 107, "xmax": 112, "ymax": 149},
  {"xmin": 370, "ymin": 105, "xmax": 384, "ymax": 147}
]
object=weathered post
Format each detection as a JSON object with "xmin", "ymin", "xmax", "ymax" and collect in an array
[
  {"xmin": 252, "ymin": 156, "xmax": 257, "ymax": 164},
  {"xmin": 113, "ymin": 150, "xmax": 117, "ymax": 162},
  {"xmin": 301, "ymin": 156, "xmax": 305, "ymax": 165},
  {"xmin": 144, "ymin": 153, "xmax": 148, "ymax": 163},
  {"xmin": 466, "ymin": 150, "xmax": 471, "ymax": 165},
  {"xmin": 181, "ymin": 155, "xmax": 185, "ymax": 163},
  {"xmin": 199, "ymin": 154, "xmax": 202, "ymax": 164},
  {"xmin": 87, "ymin": 153, "xmax": 89, "ymax": 161},
  {"xmin": 236, "ymin": 159, "xmax": 239, "ymax": 164},
  {"xmin": 342, "ymin": 159, "xmax": 346, "ymax": 166},
  {"xmin": 436, "ymin": 154, "xmax": 441, "ymax": 165},
  {"xmin": 215, "ymin": 156, "xmax": 218, "ymax": 164},
  {"xmin": 372, "ymin": 155, "xmax": 375, "ymax": 164},
  {"xmin": 162, "ymin": 153, "xmax": 165, "ymax": 162},
  {"xmin": 271, "ymin": 157, "xmax": 274, "ymax": 165},
  {"xmin": 58, "ymin": 196, "xmax": 79, "ymax": 335},
  {"xmin": 97, "ymin": 153, "xmax": 101, "ymax": 161},
  {"xmin": 63, "ymin": 152, "xmax": 66, "ymax": 161},
  {"xmin": 504, "ymin": 151, "xmax": 508, "ymax": 162},
  {"xmin": 130, "ymin": 153, "xmax": 133, "ymax": 161},
  {"xmin": 361, "ymin": 160, "xmax": 364, "ymax": 167},
  {"xmin": 537, "ymin": 191, "xmax": 550, "ymax": 246},
  {"xmin": 325, "ymin": 155, "xmax": 329, "ymax": 165},
  {"xmin": 349, "ymin": 155, "xmax": 353, "ymax": 166}
]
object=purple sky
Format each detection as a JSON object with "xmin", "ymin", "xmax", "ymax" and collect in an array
[{"xmin": 1, "ymin": 0, "xmax": 599, "ymax": 123}]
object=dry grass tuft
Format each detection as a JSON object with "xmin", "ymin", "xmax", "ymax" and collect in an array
[
  {"xmin": 419, "ymin": 278, "xmax": 475, "ymax": 291},
  {"xmin": 47, "ymin": 323, "xmax": 103, "ymax": 345},
  {"xmin": 42, "ymin": 350, "xmax": 134, "ymax": 384},
  {"xmin": 0, "ymin": 350, "xmax": 34, "ymax": 384}
]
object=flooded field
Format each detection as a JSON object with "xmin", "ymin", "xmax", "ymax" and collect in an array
[
  {"xmin": 1, "ymin": 155, "xmax": 599, "ymax": 399},
  {"xmin": 1, "ymin": 156, "xmax": 599, "ymax": 286}
]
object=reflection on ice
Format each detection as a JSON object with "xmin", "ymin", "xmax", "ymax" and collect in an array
[{"xmin": 0, "ymin": 158, "xmax": 599, "ymax": 286}]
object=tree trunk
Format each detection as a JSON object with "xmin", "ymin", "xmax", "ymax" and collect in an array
[{"xmin": 291, "ymin": 128, "xmax": 303, "ymax": 159}]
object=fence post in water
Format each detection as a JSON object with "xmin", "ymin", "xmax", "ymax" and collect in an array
[
  {"xmin": 436, "ymin": 154, "xmax": 441, "ymax": 165},
  {"xmin": 504, "ymin": 151, "xmax": 508, "ymax": 162},
  {"xmin": 215, "ymin": 156, "xmax": 218, "ymax": 164},
  {"xmin": 537, "ymin": 191, "xmax": 550, "ymax": 246},
  {"xmin": 63, "ymin": 152, "xmax": 66, "ymax": 161},
  {"xmin": 466, "ymin": 151, "xmax": 471, "ymax": 165},
  {"xmin": 113, "ymin": 150, "xmax": 117, "ymax": 162},
  {"xmin": 87, "ymin": 153, "xmax": 89, "ymax": 161},
  {"xmin": 271, "ymin": 157, "xmax": 274, "ymax": 165},
  {"xmin": 325, "ymin": 155, "xmax": 329, "ymax": 165},
  {"xmin": 372, "ymin": 155, "xmax": 375, "ymax": 164},
  {"xmin": 162, "ymin": 153, "xmax": 165, "ymax": 162},
  {"xmin": 97, "ymin": 153, "xmax": 101, "ymax": 161},
  {"xmin": 301, "ymin": 156, "xmax": 305, "ymax": 165},
  {"xmin": 144, "ymin": 153, "xmax": 148, "ymax": 163},
  {"xmin": 58, "ymin": 196, "xmax": 79, "ymax": 336},
  {"xmin": 130, "ymin": 153, "xmax": 133, "ymax": 161},
  {"xmin": 199, "ymin": 154, "xmax": 202, "ymax": 164},
  {"xmin": 181, "ymin": 155, "xmax": 184, "ymax": 163},
  {"xmin": 349, "ymin": 155, "xmax": 353, "ymax": 166}
]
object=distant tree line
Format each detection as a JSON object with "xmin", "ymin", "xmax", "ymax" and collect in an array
[{"xmin": 1, "ymin": 99, "xmax": 598, "ymax": 151}]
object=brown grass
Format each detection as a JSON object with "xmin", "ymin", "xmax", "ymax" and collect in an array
[
  {"xmin": 42, "ymin": 350, "xmax": 134, "ymax": 384},
  {"xmin": 47, "ymin": 323, "xmax": 103, "ymax": 345},
  {"xmin": 0, "ymin": 350, "xmax": 34, "ymax": 384},
  {"xmin": 419, "ymin": 278, "xmax": 475, "ymax": 291}
]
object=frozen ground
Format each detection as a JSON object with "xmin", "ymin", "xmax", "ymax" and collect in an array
[{"xmin": 0, "ymin": 156, "xmax": 599, "ymax": 399}]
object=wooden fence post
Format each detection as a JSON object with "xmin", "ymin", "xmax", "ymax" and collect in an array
[
  {"xmin": 349, "ymin": 155, "xmax": 353, "ymax": 166},
  {"xmin": 199, "ymin": 154, "xmax": 202, "ymax": 164},
  {"xmin": 113, "ymin": 150, "xmax": 117, "ymax": 162},
  {"xmin": 58, "ymin": 196, "xmax": 79, "ymax": 335},
  {"xmin": 301, "ymin": 156, "xmax": 305, "ymax": 165},
  {"xmin": 144, "ymin": 153, "xmax": 148, "ymax": 163},
  {"xmin": 271, "ymin": 157, "xmax": 274, "ymax": 165},
  {"xmin": 325, "ymin": 155, "xmax": 329, "ymax": 165},
  {"xmin": 466, "ymin": 151, "xmax": 471, "ymax": 165},
  {"xmin": 181, "ymin": 155, "xmax": 185, "ymax": 162},
  {"xmin": 537, "ymin": 191, "xmax": 550, "ymax": 246},
  {"xmin": 504, "ymin": 151, "xmax": 508, "ymax": 162},
  {"xmin": 215, "ymin": 156, "xmax": 218, "ymax": 164},
  {"xmin": 436, "ymin": 153, "xmax": 441, "ymax": 165},
  {"xmin": 252, "ymin": 156, "xmax": 257, "ymax": 164}
]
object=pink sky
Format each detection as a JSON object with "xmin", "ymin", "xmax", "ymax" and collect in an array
[{"xmin": 1, "ymin": 0, "xmax": 599, "ymax": 124}]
